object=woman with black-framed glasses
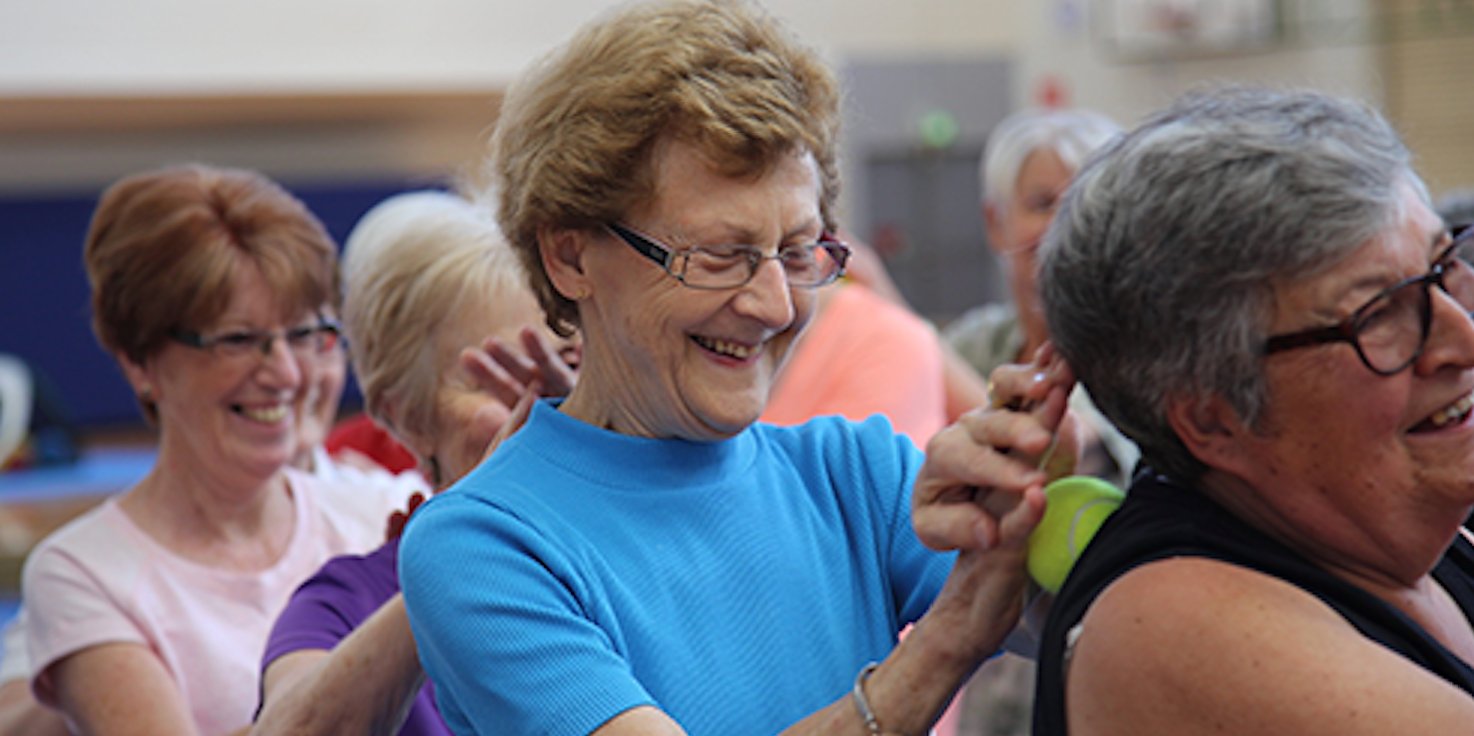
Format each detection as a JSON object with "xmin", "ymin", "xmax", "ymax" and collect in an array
[
  {"xmin": 398, "ymin": 3, "xmax": 1048, "ymax": 736},
  {"xmin": 951, "ymin": 86, "xmax": 1474, "ymax": 736}
]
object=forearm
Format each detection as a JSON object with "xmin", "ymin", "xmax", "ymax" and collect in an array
[
  {"xmin": 783, "ymin": 556, "xmax": 1026, "ymax": 736},
  {"xmin": 51, "ymin": 642, "xmax": 202, "ymax": 736},
  {"xmin": 0, "ymin": 680, "xmax": 69, "ymax": 736},
  {"xmin": 253, "ymin": 595, "xmax": 425, "ymax": 736},
  {"xmin": 776, "ymin": 619, "xmax": 987, "ymax": 736}
]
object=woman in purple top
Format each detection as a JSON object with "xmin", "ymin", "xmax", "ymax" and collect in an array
[{"xmin": 253, "ymin": 190, "xmax": 580, "ymax": 736}]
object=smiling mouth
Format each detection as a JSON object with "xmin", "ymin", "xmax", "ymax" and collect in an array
[
  {"xmin": 236, "ymin": 404, "xmax": 288, "ymax": 423},
  {"xmin": 692, "ymin": 335, "xmax": 758, "ymax": 360},
  {"xmin": 1414, "ymin": 392, "xmax": 1474, "ymax": 432}
]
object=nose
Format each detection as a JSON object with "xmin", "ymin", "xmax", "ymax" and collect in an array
[
  {"xmin": 1415, "ymin": 288, "xmax": 1474, "ymax": 375},
  {"xmin": 733, "ymin": 256, "xmax": 796, "ymax": 329},
  {"xmin": 257, "ymin": 334, "xmax": 304, "ymax": 388}
]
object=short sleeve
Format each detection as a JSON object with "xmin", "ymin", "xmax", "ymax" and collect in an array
[
  {"xmin": 400, "ymin": 494, "xmax": 654, "ymax": 736},
  {"xmin": 22, "ymin": 542, "xmax": 148, "ymax": 705}
]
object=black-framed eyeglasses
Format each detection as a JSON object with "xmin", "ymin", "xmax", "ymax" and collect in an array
[
  {"xmin": 1263, "ymin": 227, "xmax": 1474, "ymax": 375},
  {"xmin": 171, "ymin": 319, "xmax": 342, "ymax": 363},
  {"xmin": 606, "ymin": 222, "xmax": 851, "ymax": 290}
]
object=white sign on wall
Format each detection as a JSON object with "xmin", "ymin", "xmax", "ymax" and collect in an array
[{"xmin": 1095, "ymin": 0, "xmax": 1279, "ymax": 60}]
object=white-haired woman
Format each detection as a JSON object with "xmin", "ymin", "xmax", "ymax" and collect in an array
[
  {"xmin": 943, "ymin": 109, "xmax": 1135, "ymax": 488},
  {"xmin": 252, "ymin": 189, "xmax": 578, "ymax": 736}
]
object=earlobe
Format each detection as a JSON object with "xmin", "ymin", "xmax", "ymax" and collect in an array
[
  {"xmin": 540, "ymin": 226, "xmax": 594, "ymax": 301},
  {"xmin": 116, "ymin": 352, "xmax": 156, "ymax": 401}
]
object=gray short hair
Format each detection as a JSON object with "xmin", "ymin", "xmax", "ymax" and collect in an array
[
  {"xmin": 980, "ymin": 109, "xmax": 1122, "ymax": 207},
  {"xmin": 1040, "ymin": 86, "xmax": 1419, "ymax": 481},
  {"xmin": 341, "ymin": 190, "xmax": 528, "ymax": 452}
]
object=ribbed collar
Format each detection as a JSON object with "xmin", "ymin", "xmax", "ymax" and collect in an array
[{"xmin": 506, "ymin": 399, "xmax": 760, "ymax": 493}]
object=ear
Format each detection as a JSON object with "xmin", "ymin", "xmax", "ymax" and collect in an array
[
  {"xmin": 539, "ymin": 225, "xmax": 594, "ymax": 301},
  {"xmin": 1165, "ymin": 392, "xmax": 1257, "ymax": 478},
  {"xmin": 115, "ymin": 352, "xmax": 156, "ymax": 400}
]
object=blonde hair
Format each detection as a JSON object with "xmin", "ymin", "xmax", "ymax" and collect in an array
[
  {"xmin": 341, "ymin": 190, "xmax": 528, "ymax": 451},
  {"xmin": 490, "ymin": 0, "xmax": 842, "ymax": 335}
]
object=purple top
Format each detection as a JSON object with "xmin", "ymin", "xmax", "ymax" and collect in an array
[{"xmin": 262, "ymin": 538, "xmax": 449, "ymax": 736}]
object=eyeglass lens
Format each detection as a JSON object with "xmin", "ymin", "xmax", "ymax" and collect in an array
[
  {"xmin": 1356, "ymin": 242, "xmax": 1474, "ymax": 373},
  {"xmin": 212, "ymin": 324, "xmax": 339, "ymax": 359},
  {"xmin": 679, "ymin": 244, "xmax": 843, "ymax": 289}
]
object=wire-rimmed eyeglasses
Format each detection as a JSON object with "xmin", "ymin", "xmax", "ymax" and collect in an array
[
  {"xmin": 606, "ymin": 222, "xmax": 851, "ymax": 290},
  {"xmin": 1263, "ymin": 227, "xmax": 1474, "ymax": 375}
]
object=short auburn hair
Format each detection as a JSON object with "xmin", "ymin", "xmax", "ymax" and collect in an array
[{"xmin": 84, "ymin": 164, "xmax": 338, "ymax": 420}]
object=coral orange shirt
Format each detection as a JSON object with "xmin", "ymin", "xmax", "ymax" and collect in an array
[{"xmin": 763, "ymin": 283, "xmax": 947, "ymax": 446}]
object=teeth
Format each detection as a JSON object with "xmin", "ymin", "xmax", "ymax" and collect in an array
[
  {"xmin": 240, "ymin": 404, "xmax": 288, "ymax": 423},
  {"xmin": 1430, "ymin": 393, "xmax": 1474, "ymax": 428},
  {"xmin": 693, "ymin": 335, "xmax": 757, "ymax": 359}
]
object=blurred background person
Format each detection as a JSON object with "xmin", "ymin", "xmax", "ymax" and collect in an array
[
  {"xmin": 17, "ymin": 164, "xmax": 417, "ymax": 736},
  {"xmin": 253, "ymin": 189, "xmax": 579, "ymax": 736},
  {"xmin": 292, "ymin": 307, "xmax": 430, "ymax": 492},
  {"xmin": 0, "ymin": 280, "xmax": 429, "ymax": 736},
  {"xmin": 943, "ymin": 108, "xmax": 1135, "ymax": 486}
]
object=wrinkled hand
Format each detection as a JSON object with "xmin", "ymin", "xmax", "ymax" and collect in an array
[
  {"xmin": 460, "ymin": 328, "xmax": 579, "ymax": 409},
  {"xmin": 385, "ymin": 491, "xmax": 428, "ymax": 542},
  {"xmin": 909, "ymin": 343, "xmax": 1086, "ymax": 657},
  {"xmin": 917, "ymin": 345, "xmax": 1083, "ymax": 551},
  {"xmin": 983, "ymin": 344, "xmax": 1084, "ymax": 482},
  {"xmin": 908, "ymin": 408, "xmax": 1050, "ymax": 660}
]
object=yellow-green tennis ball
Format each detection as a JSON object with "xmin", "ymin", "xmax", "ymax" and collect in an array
[{"xmin": 1027, "ymin": 476, "xmax": 1125, "ymax": 594}]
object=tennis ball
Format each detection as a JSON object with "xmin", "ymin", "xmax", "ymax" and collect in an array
[{"xmin": 1026, "ymin": 476, "xmax": 1125, "ymax": 594}]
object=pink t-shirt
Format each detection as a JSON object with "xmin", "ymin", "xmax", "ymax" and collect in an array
[
  {"xmin": 21, "ymin": 467, "xmax": 410, "ymax": 736},
  {"xmin": 763, "ymin": 283, "xmax": 947, "ymax": 445}
]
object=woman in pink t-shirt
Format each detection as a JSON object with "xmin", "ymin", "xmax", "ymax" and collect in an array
[{"xmin": 18, "ymin": 165, "xmax": 412, "ymax": 736}]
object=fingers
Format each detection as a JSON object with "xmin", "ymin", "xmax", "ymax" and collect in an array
[
  {"xmin": 463, "ymin": 331, "xmax": 579, "ymax": 409},
  {"xmin": 517, "ymin": 328, "xmax": 578, "ymax": 398},
  {"xmin": 461, "ymin": 343, "xmax": 528, "ymax": 409},
  {"xmin": 986, "ymin": 342, "xmax": 1076, "ymax": 406},
  {"xmin": 912, "ymin": 415, "xmax": 1052, "ymax": 552},
  {"xmin": 385, "ymin": 491, "xmax": 428, "ymax": 542},
  {"xmin": 952, "ymin": 405, "xmax": 1057, "ymax": 462}
]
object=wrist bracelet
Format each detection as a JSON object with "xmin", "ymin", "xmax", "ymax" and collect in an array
[{"xmin": 851, "ymin": 661, "xmax": 883, "ymax": 736}]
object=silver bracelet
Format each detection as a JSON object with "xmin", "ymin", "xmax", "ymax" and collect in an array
[{"xmin": 851, "ymin": 661, "xmax": 883, "ymax": 736}]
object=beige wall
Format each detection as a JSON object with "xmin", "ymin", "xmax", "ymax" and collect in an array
[
  {"xmin": 0, "ymin": 0, "xmax": 1020, "ymax": 94},
  {"xmin": 1013, "ymin": 0, "xmax": 1382, "ymax": 128},
  {"xmin": 6, "ymin": 1, "xmax": 1470, "ymax": 199},
  {"xmin": 0, "ymin": 0, "xmax": 1019, "ymax": 193}
]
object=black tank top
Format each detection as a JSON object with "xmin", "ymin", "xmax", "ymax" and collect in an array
[{"xmin": 1033, "ymin": 469, "xmax": 1474, "ymax": 735}]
